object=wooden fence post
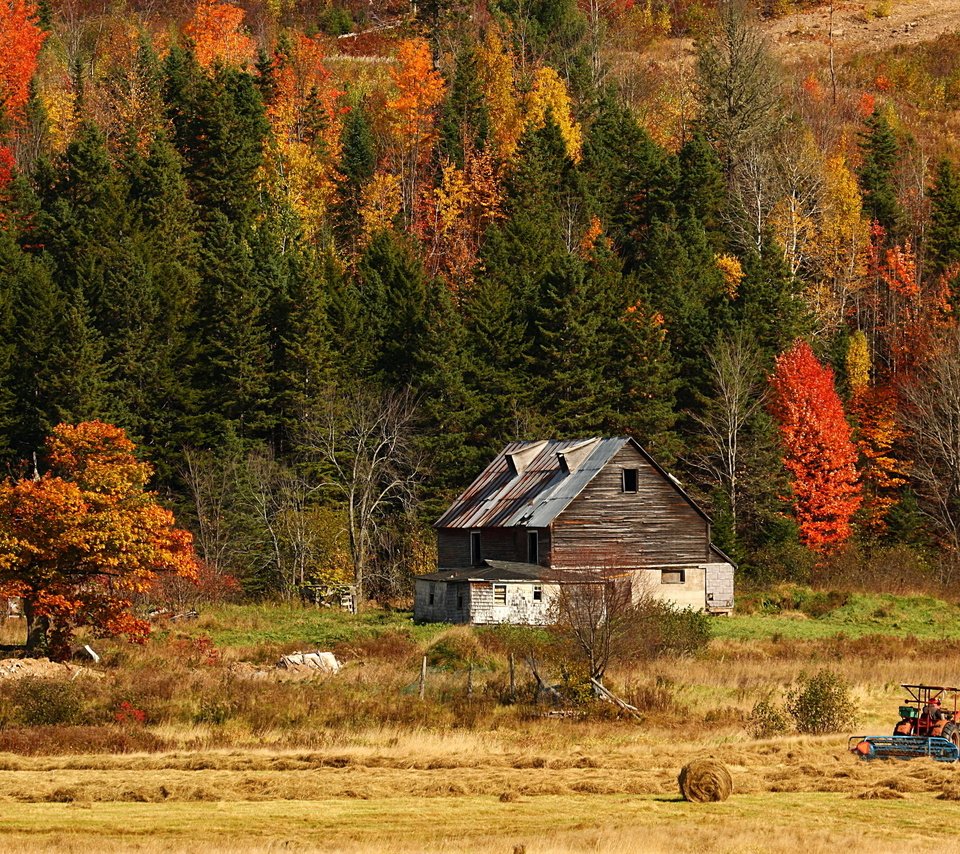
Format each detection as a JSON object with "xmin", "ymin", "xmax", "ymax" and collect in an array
[
  {"xmin": 467, "ymin": 661, "xmax": 473, "ymax": 697},
  {"xmin": 418, "ymin": 655, "xmax": 427, "ymax": 700}
]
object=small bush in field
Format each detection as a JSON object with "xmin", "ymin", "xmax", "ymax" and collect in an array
[
  {"xmin": 194, "ymin": 698, "xmax": 233, "ymax": 725},
  {"xmin": 11, "ymin": 677, "xmax": 83, "ymax": 726},
  {"xmin": 785, "ymin": 670, "xmax": 857, "ymax": 734},
  {"xmin": 634, "ymin": 600, "xmax": 711, "ymax": 657},
  {"xmin": 749, "ymin": 697, "xmax": 790, "ymax": 738}
]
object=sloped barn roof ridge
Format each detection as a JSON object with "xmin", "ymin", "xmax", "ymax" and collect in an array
[{"xmin": 434, "ymin": 436, "xmax": 629, "ymax": 529}]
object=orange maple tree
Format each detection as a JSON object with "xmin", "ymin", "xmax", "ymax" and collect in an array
[
  {"xmin": 0, "ymin": 422, "xmax": 200, "ymax": 659},
  {"xmin": 184, "ymin": 0, "xmax": 254, "ymax": 69},
  {"xmin": 0, "ymin": 0, "xmax": 46, "ymax": 122},
  {"xmin": 387, "ymin": 38, "xmax": 445, "ymax": 223},
  {"xmin": 769, "ymin": 340, "xmax": 862, "ymax": 553}
]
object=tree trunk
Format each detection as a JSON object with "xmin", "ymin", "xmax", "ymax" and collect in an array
[{"xmin": 23, "ymin": 599, "xmax": 49, "ymax": 655}]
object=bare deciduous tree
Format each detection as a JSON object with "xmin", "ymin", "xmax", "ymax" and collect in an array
[
  {"xmin": 300, "ymin": 386, "xmax": 423, "ymax": 603},
  {"xmin": 686, "ymin": 331, "xmax": 766, "ymax": 532},
  {"xmin": 551, "ymin": 572, "xmax": 645, "ymax": 685},
  {"xmin": 696, "ymin": 0, "xmax": 784, "ymax": 182},
  {"xmin": 901, "ymin": 328, "xmax": 960, "ymax": 562},
  {"xmin": 243, "ymin": 448, "xmax": 320, "ymax": 600},
  {"xmin": 181, "ymin": 446, "xmax": 244, "ymax": 579}
]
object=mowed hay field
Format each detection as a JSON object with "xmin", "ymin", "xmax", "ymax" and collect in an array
[{"xmin": 5, "ymin": 595, "xmax": 960, "ymax": 851}]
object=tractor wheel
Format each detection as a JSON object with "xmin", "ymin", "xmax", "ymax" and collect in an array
[
  {"xmin": 894, "ymin": 719, "xmax": 913, "ymax": 736},
  {"xmin": 941, "ymin": 722, "xmax": 960, "ymax": 747}
]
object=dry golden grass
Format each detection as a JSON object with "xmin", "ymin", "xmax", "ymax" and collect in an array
[
  {"xmin": 0, "ymin": 786, "xmax": 959, "ymax": 853},
  {"xmin": 4, "ymin": 604, "xmax": 960, "ymax": 850}
]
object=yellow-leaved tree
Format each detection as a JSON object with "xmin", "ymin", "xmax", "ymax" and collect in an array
[{"xmin": 526, "ymin": 66, "xmax": 582, "ymax": 162}]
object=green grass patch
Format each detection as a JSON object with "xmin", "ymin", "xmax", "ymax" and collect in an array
[
  {"xmin": 715, "ymin": 592, "xmax": 960, "ymax": 641},
  {"xmin": 164, "ymin": 604, "xmax": 450, "ymax": 651}
]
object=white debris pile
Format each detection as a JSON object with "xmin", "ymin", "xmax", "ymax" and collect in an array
[
  {"xmin": 0, "ymin": 657, "xmax": 102, "ymax": 681},
  {"xmin": 276, "ymin": 651, "xmax": 342, "ymax": 674}
]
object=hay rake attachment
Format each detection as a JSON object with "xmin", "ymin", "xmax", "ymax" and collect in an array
[{"xmin": 849, "ymin": 735, "xmax": 960, "ymax": 762}]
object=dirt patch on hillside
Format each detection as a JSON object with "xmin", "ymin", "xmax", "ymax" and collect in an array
[{"xmin": 767, "ymin": 0, "xmax": 960, "ymax": 62}]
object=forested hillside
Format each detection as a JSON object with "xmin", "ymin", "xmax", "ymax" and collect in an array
[{"xmin": 2, "ymin": 0, "xmax": 960, "ymax": 601}]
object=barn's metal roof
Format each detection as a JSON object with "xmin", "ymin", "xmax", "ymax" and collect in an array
[
  {"xmin": 435, "ymin": 436, "xmax": 710, "ymax": 530},
  {"xmin": 434, "ymin": 437, "xmax": 625, "ymax": 530}
]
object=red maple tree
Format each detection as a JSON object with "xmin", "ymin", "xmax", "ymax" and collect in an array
[
  {"xmin": 769, "ymin": 340, "xmax": 862, "ymax": 553},
  {"xmin": 0, "ymin": 421, "xmax": 200, "ymax": 659}
]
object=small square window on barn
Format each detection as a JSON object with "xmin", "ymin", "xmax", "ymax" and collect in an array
[
  {"xmin": 661, "ymin": 570, "xmax": 685, "ymax": 584},
  {"xmin": 493, "ymin": 584, "xmax": 507, "ymax": 605},
  {"xmin": 533, "ymin": 585, "xmax": 543, "ymax": 602},
  {"xmin": 470, "ymin": 531, "xmax": 482, "ymax": 565},
  {"xmin": 428, "ymin": 583, "xmax": 435, "ymax": 605},
  {"xmin": 622, "ymin": 468, "xmax": 639, "ymax": 493}
]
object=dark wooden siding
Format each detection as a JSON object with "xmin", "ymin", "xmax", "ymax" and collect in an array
[
  {"xmin": 438, "ymin": 526, "xmax": 550, "ymax": 566},
  {"xmin": 437, "ymin": 529, "xmax": 472, "ymax": 567},
  {"xmin": 550, "ymin": 444, "xmax": 709, "ymax": 569},
  {"xmin": 414, "ymin": 579, "xmax": 470, "ymax": 623}
]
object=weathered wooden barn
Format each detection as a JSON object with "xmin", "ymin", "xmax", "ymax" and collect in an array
[{"xmin": 414, "ymin": 437, "xmax": 735, "ymax": 625}]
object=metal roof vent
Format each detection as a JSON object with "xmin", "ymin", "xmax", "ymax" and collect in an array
[
  {"xmin": 506, "ymin": 440, "xmax": 549, "ymax": 478},
  {"xmin": 556, "ymin": 438, "xmax": 602, "ymax": 476}
]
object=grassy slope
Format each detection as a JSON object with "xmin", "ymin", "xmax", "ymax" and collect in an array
[{"xmin": 170, "ymin": 592, "xmax": 960, "ymax": 652}]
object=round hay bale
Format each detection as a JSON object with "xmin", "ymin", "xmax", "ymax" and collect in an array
[{"xmin": 678, "ymin": 760, "xmax": 733, "ymax": 803}]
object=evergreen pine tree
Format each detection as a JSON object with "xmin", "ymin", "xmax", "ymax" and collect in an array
[
  {"xmin": 675, "ymin": 132, "xmax": 727, "ymax": 250},
  {"xmin": 531, "ymin": 253, "xmax": 619, "ymax": 436},
  {"xmin": 927, "ymin": 158, "xmax": 960, "ymax": 282},
  {"xmin": 438, "ymin": 44, "xmax": 490, "ymax": 166},
  {"xmin": 166, "ymin": 49, "xmax": 269, "ymax": 228},
  {"xmin": 581, "ymin": 94, "xmax": 676, "ymax": 259},
  {"xmin": 636, "ymin": 217, "xmax": 730, "ymax": 411},
  {"xmin": 336, "ymin": 98, "xmax": 377, "ymax": 248},
  {"xmin": 857, "ymin": 106, "xmax": 904, "ymax": 236},
  {"xmin": 733, "ymin": 231, "xmax": 808, "ymax": 365},
  {"xmin": 358, "ymin": 230, "xmax": 431, "ymax": 387},
  {"xmin": 194, "ymin": 213, "xmax": 273, "ymax": 444}
]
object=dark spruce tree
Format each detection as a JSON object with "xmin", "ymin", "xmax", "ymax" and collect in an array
[
  {"xmin": 581, "ymin": 93, "xmax": 677, "ymax": 259},
  {"xmin": 358, "ymin": 229, "xmax": 431, "ymax": 388},
  {"xmin": 194, "ymin": 213, "xmax": 273, "ymax": 445},
  {"xmin": 857, "ymin": 106, "xmax": 904, "ymax": 237},
  {"xmin": 438, "ymin": 43, "xmax": 490, "ymax": 166},
  {"xmin": 927, "ymin": 158, "xmax": 960, "ymax": 285}
]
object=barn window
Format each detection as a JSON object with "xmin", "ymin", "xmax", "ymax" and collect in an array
[
  {"xmin": 493, "ymin": 584, "xmax": 507, "ymax": 605},
  {"xmin": 428, "ymin": 582, "xmax": 436, "ymax": 605},
  {"xmin": 622, "ymin": 468, "xmax": 639, "ymax": 493},
  {"xmin": 533, "ymin": 585, "xmax": 543, "ymax": 602},
  {"xmin": 661, "ymin": 570, "xmax": 685, "ymax": 584},
  {"xmin": 470, "ymin": 531, "xmax": 482, "ymax": 565},
  {"xmin": 457, "ymin": 592, "xmax": 464, "ymax": 609},
  {"xmin": 527, "ymin": 530, "xmax": 539, "ymax": 563}
]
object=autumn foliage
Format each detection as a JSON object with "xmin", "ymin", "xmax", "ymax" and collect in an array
[
  {"xmin": 184, "ymin": 0, "xmax": 254, "ymax": 69},
  {"xmin": 0, "ymin": 422, "xmax": 200, "ymax": 659},
  {"xmin": 769, "ymin": 340, "xmax": 862, "ymax": 553},
  {"xmin": 0, "ymin": 0, "xmax": 46, "ymax": 122}
]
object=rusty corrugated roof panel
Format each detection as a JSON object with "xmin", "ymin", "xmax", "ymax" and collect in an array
[{"xmin": 435, "ymin": 437, "xmax": 628, "ymax": 529}]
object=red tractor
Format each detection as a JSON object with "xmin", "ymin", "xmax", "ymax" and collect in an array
[{"xmin": 892, "ymin": 685, "xmax": 960, "ymax": 745}]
